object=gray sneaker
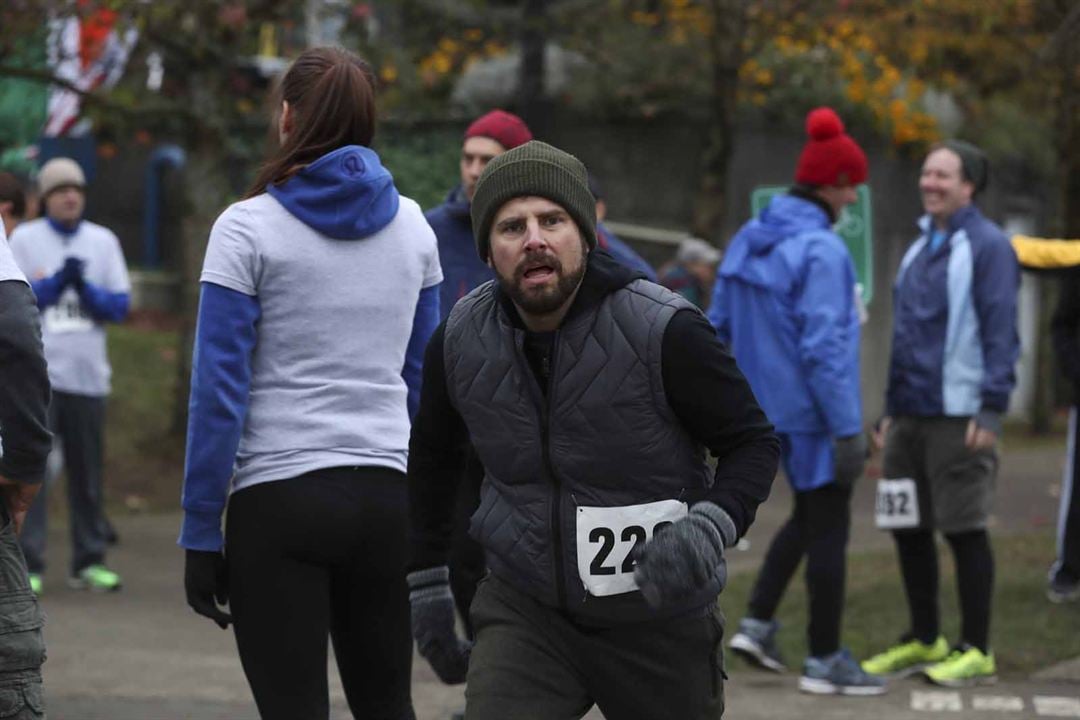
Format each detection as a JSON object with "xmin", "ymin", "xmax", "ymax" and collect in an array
[
  {"xmin": 799, "ymin": 649, "xmax": 887, "ymax": 696},
  {"xmin": 728, "ymin": 617, "xmax": 787, "ymax": 672}
]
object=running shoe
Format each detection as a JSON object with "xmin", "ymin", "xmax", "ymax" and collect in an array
[
  {"xmin": 861, "ymin": 635, "xmax": 949, "ymax": 677},
  {"xmin": 799, "ymin": 648, "xmax": 887, "ymax": 696},
  {"xmin": 1048, "ymin": 573, "xmax": 1080, "ymax": 604},
  {"xmin": 924, "ymin": 645, "xmax": 997, "ymax": 687},
  {"xmin": 28, "ymin": 574, "xmax": 42, "ymax": 597},
  {"xmin": 728, "ymin": 617, "xmax": 787, "ymax": 672},
  {"xmin": 68, "ymin": 564, "xmax": 122, "ymax": 592}
]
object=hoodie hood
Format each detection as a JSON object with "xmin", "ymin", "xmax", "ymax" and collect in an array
[
  {"xmin": 719, "ymin": 193, "xmax": 832, "ymax": 285},
  {"xmin": 267, "ymin": 145, "xmax": 400, "ymax": 240}
]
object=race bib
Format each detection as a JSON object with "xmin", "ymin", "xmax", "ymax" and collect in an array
[
  {"xmin": 875, "ymin": 478, "xmax": 920, "ymax": 530},
  {"xmin": 43, "ymin": 288, "xmax": 93, "ymax": 334},
  {"xmin": 576, "ymin": 499, "xmax": 688, "ymax": 597}
]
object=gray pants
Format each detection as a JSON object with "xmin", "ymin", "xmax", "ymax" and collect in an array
[
  {"xmin": 0, "ymin": 503, "xmax": 46, "ymax": 718},
  {"xmin": 20, "ymin": 392, "xmax": 107, "ymax": 575},
  {"xmin": 464, "ymin": 574, "xmax": 725, "ymax": 720}
]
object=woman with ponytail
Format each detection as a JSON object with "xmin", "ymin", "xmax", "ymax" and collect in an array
[{"xmin": 179, "ymin": 47, "xmax": 439, "ymax": 719}]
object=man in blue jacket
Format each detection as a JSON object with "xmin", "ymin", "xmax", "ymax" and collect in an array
[
  {"xmin": 710, "ymin": 107, "xmax": 884, "ymax": 695},
  {"xmin": 424, "ymin": 110, "xmax": 533, "ymax": 644},
  {"xmin": 862, "ymin": 140, "xmax": 1019, "ymax": 686}
]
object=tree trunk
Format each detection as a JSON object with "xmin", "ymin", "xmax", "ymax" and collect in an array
[
  {"xmin": 170, "ymin": 142, "xmax": 233, "ymax": 436},
  {"xmin": 691, "ymin": 0, "xmax": 749, "ymax": 245},
  {"xmin": 518, "ymin": 0, "xmax": 548, "ymax": 131},
  {"xmin": 1033, "ymin": 0, "xmax": 1080, "ymax": 434}
]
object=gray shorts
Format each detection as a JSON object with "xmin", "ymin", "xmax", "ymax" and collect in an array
[
  {"xmin": 0, "ymin": 503, "xmax": 46, "ymax": 719},
  {"xmin": 882, "ymin": 416, "xmax": 998, "ymax": 534}
]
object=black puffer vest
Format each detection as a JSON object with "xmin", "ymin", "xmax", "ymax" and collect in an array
[{"xmin": 444, "ymin": 276, "xmax": 719, "ymax": 624}]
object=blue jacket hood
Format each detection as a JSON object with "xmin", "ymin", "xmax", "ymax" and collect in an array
[
  {"xmin": 720, "ymin": 193, "xmax": 831, "ymax": 286},
  {"xmin": 267, "ymin": 145, "xmax": 400, "ymax": 240}
]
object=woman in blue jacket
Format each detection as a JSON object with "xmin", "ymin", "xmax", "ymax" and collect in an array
[{"xmin": 179, "ymin": 47, "xmax": 441, "ymax": 719}]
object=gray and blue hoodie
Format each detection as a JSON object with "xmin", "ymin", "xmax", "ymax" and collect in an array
[
  {"xmin": 180, "ymin": 145, "xmax": 442, "ymax": 551},
  {"xmin": 887, "ymin": 204, "xmax": 1019, "ymax": 418}
]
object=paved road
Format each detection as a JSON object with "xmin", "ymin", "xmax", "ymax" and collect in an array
[{"xmin": 31, "ymin": 441, "xmax": 1077, "ymax": 719}]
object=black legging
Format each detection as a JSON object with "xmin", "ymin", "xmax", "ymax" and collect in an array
[
  {"xmin": 893, "ymin": 528, "xmax": 993, "ymax": 652},
  {"xmin": 747, "ymin": 482, "xmax": 853, "ymax": 658},
  {"xmin": 225, "ymin": 466, "xmax": 416, "ymax": 720}
]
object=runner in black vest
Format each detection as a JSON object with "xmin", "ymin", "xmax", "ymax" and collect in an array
[{"xmin": 407, "ymin": 141, "xmax": 779, "ymax": 720}]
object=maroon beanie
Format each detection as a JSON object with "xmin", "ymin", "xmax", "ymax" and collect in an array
[
  {"xmin": 794, "ymin": 107, "xmax": 868, "ymax": 186},
  {"xmin": 464, "ymin": 110, "xmax": 533, "ymax": 151}
]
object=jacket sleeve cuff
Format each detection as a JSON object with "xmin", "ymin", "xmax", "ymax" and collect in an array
[
  {"xmin": 178, "ymin": 510, "xmax": 224, "ymax": 552},
  {"xmin": 974, "ymin": 409, "xmax": 1003, "ymax": 436}
]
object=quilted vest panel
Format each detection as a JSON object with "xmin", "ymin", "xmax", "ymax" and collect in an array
[{"xmin": 444, "ymin": 279, "xmax": 716, "ymax": 623}]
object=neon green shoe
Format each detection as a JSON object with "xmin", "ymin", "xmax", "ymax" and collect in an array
[
  {"xmin": 861, "ymin": 636, "xmax": 949, "ymax": 677},
  {"xmin": 68, "ymin": 564, "xmax": 122, "ymax": 592},
  {"xmin": 925, "ymin": 646, "xmax": 997, "ymax": 687},
  {"xmin": 28, "ymin": 574, "xmax": 42, "ymax": 597}
]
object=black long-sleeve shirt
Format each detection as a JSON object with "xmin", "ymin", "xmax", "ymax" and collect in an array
[
  {"xmin": 0, "ymin": 280, "xmax": 51, "ymax": 484},
  {"xmin": 408, "ymin": 250, "xmax": 779, "ymax": 570},
  {"xmin": 1052, "ymin": 268, "xmax": 1080, "ymax": 402}
]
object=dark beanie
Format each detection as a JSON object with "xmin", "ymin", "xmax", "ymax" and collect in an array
[
  {"xmin": 940, "ymin": 139, "xmax": 989, "ymax": 195},
  {"xmin": 794, "ymin": 107, "xmax": 868, "ymax": 186},
  {"xmin": 470, "ymin": 140, "xmax": 597, "ymax": 262}
]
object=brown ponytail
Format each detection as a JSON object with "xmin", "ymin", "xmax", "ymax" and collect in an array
[{"xmin": 245, "ymin": 47, "xmax": 377, "ymax": 198}]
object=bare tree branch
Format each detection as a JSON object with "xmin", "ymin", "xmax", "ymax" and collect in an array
[{"xmin": 0, "ymin": 63, "xmax": 202, "ymax": 125}]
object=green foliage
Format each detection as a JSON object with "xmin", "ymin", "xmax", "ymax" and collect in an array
[
  {"xmin": 104, "ymin": 323, "xmax": 183, "ymax": 510},
  {"xmin": 375, "ymin": 124, "xmax": 463, "ymax": 210}
]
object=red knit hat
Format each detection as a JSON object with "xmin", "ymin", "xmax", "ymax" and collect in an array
[
  {"xmin": 464, "ymin": 110, "xmax": 533, "ymax": 151},
  {"xmin": 794, "ymin": 107, "xmax": 868, "ymax": 186}
]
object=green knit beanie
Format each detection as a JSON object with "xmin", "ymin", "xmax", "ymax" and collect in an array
[{"xmin": 470, "ymin": 140, "xmax": 597, "ymax": 262}]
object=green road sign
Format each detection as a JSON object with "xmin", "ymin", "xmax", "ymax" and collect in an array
[{"xmin": 750, "ymin": 185, "xmax": 874, "ymax": 303}]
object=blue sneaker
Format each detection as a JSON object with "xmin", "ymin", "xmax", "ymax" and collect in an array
[
  {"xmin": 799, "ymin": 649, "xmax": 887, "ymax": 696},
  {"xmin": 729, "ymin": 617, "xmax": 787, "ymax": 672}
]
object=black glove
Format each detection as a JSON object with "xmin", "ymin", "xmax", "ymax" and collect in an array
[
  {"xmin": 632, "ymin": 501, "xmax": 735, "ymax": 609},
  {"xmin": 184, "ymin": 549, "xmax": 231, "ymax": 629},
  {"xmin": 833, "ymin": 433, "xmax": 867, "ymax": 487},
  {"xmin": 407, "ymin": 566, "xmax": 471, "ymax": 684},
  {"xmin": 61, "ymin": 257, "xmax": 85, "ymax": 290}
]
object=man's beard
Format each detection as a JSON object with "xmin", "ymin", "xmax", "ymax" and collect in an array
[{"xmin": 496, "ymin": 250, "xmax": 586, "ymax": 316}]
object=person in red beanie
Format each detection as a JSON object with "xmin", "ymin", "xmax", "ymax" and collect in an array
[
  {"xmin": 709, "ymin": 107, "xmax": 886, "ymax": 695},
  {"xmin": 422, "ymin": 110, "xmax": 533, "ymax": 663}
]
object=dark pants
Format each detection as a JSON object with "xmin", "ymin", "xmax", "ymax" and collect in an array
[
  {"xmin": 883, "ymin": 416, "xmax": 996, "ymax": 652},
  {"xmin": 1054, "ymin": 406, "xmax": 1080, "ymax": 583},
  {"xmin": 892, "ymin": 528, "xmax": 994, "ymax": 652},
  {"xmin": 225, "ymin": 466, "xmax": 415, "ymax": 720},
  {"xmin": 20, "ymin": 391, "xmax": 107, "ymax": 575},
  {"xmin": 464, "ymin": 574, "xmax": 725, "ymax": 720},
  {"xmin": 0, "ymin": 503, "xmax": 46, "ymax": 719},
  {"xmin": 746, "ymin": 482, "xmax": 853, "ymax": 658},
  {"xmin": 449, "ymin": 446, "xmax": 486, "ymax": 639}
]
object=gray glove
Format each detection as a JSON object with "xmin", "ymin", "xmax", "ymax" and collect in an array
[
  {"xmin": 632, "ymin": 502, "xmax": 735, "ymax": 609},
  {"xmin": 833, "ymin": 433, "xmax": 867, "ymax": 487},
  {"xmin": 407, "ymin": 566, "xmax": 471, "ymax": 684}
]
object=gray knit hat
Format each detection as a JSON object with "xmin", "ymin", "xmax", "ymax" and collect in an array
[
  {"xmin": 38, "ymin": 157, "xmax": 86, "ymax": 197},
  {"xmin": 470, "ymin": 140, "xmax": 597, "ymax": 262}
]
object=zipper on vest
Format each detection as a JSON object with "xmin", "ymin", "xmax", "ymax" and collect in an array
[
  {"xmin": 517, "ymin": 327, "xmax": 569, "ymax": 611},
  {"xmin": 543, "ymin": 331, "xmax": 568, "ymax": 611}
]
